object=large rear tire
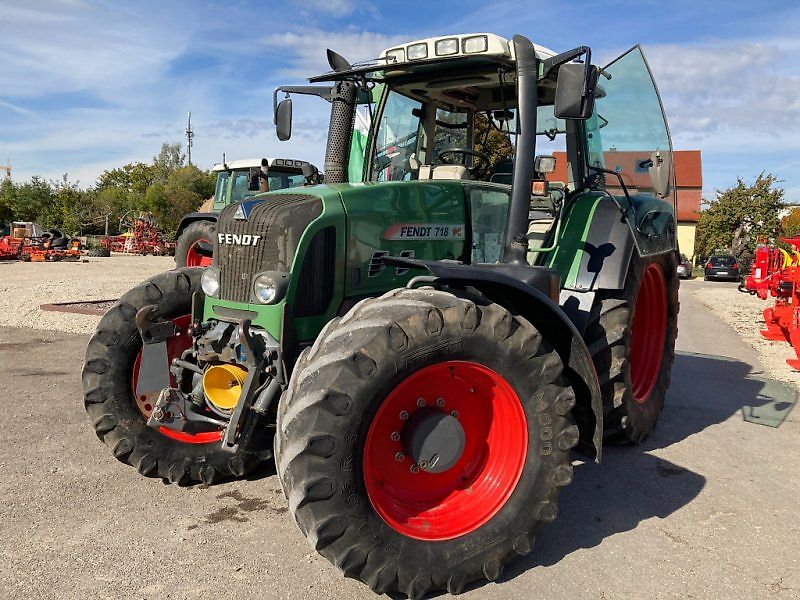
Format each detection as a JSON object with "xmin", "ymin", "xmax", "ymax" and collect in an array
[
  {"xmin": 175, "ymin": 221, "xmax": 215, "ymax": 268},
  {"xmin": 275, "ymin": 288, "xmax": 579, "ymax": 597},
  {"xmin": 585, "ymin": 252, "xmax": 679, "ymax": 443},
  {"xmin": 82, "ymin": 268, "xmax": 261, "ymax": 484}
]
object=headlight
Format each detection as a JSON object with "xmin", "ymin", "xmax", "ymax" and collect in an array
[
  {"xmin": 252, "ymin": 272, "xmax": 289, "ymax": 304},
  {"xmin": 435, "ymin": 38, "xmax": 458, "ymax": 56},
  {"xmin": 201, "ymin": 266, "xmax": 220, "ymax": 297},
  {"xmin": 462, "ymin": 35, "xmax": 488, "ymax": 54},
  {"xmin": 407, "ymin": 42, "xmax": 428, "ymax": 60},
  {"xmin": 253, "ymin": 273, "xmax": 277, "ymax": 304}
]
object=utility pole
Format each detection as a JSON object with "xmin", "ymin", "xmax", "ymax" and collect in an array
[{"xmin": 185, "ymin": 112, "xmax": 194, "ymax": 166}]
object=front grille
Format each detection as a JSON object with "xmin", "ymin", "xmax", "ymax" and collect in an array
[
  {"xmin": 294, "ymin": 226, "xmax": 336, "ymax": 317},
  {"xmin": 215, "ymin": 194, "xmax": 322, "ymax": 303}
]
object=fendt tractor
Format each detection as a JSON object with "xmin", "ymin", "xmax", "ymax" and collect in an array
[
  {"xmin": 174, "ymin": 157, "xmax": 320, "ymax": 267},
  {"xmin": 83, "ymin": 33, "xmax": 679, "ymax": 597}
]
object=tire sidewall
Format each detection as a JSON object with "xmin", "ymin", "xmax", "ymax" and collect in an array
[
  {"xmin": 619, "ymin": 252, "xmax": 679, "ymax": 439},
  {"xmin": 175, "ymin": 221, "xmax": 215, "ymax": 268}
]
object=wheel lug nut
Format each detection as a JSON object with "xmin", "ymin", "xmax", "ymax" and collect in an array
[
  {"xmin": 451, "ymin": 410, "xmax": 459, "ymax": 418},
  {"xmin": 417, "ymin": 397, "xmax": 426, "ymax": 407},
  {"xmin": 395, "ymin": 452, "xmax": 404, "ymax": 462},
  {"xmin": 436, "ymin": 398, "xmax": 445, "ymax": 408},
  {"xmin": 410, "ymin": 464, "xmax": 420, "ymax": 473},
  {"xmin": 390, "ymin": 431, "xmax": 400, "ymax": 442},
  {"xmin": 399, "ymin": 411, "xmax": 409, "ymax": 420}
]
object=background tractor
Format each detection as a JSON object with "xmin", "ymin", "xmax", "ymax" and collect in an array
[
  {"xmin": 174, "ymin": 157, "xmax": 320, "ymax": 267},
  {"xmin": 83, "ymin": 32, "xmax": 678, "ymax": 598}
]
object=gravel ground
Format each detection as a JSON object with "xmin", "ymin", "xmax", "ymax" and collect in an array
[{"xmin": 0, "ymin": 255, "xmax": 173, "ymax": 334}]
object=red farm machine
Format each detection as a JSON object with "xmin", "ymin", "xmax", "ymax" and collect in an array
[
  {"xmin": 741, "ymin": 238, "xmax": 800, "ymax": 369},
  {"xmin": 100, "ymin": 212, "xmax": 175, "ymax": 256}
]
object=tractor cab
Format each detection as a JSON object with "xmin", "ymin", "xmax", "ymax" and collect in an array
[
  {"xmin": 276, "ymin": 32, "xmax": 676, "ymax": 267},
  {"xmin": 210, "ymin": 157, "xmax": 319, "ymax": 211}
]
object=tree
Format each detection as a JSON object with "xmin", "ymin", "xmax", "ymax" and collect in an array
[
  {"xmin": 696, "ymin": 172, "xmax": 784, "ymax": 259},
  {"xmin": 0, "ymin": 178, "xmax": 16, "ymax": 223},
  {"xmin": 153, "ymin": 142, "xmax": 185, "ymax": 184},
  {"xmin": 97, "ymin": 162, "xmax": 156, "ymax": 195},
  {"xmin": 473, "ymin": 113, "xmax": 513, "ymax": 172},
  {"xmin": 12, "ymin": 176, "xmax": 53, "ymax": 223},
  {"xmin": 44, "ymin": 174, "xmax": 83, "ymax": 234},
  {"xmin": 781, "ymin": 207, "xmax": 800, "ymax": 239}
]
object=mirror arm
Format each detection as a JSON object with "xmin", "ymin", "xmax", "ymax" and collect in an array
[
  {"xmin": 272, "ymin": 85, "xmax": 336, "ymax": 123},
  {"xmin": 541, "ymin": 46, "xmax": 591, "ymax": 78},
  {"xmin": 543, "ymin": 46, "xmax": 596, "ymax": 104}
]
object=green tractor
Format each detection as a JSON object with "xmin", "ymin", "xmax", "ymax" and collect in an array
[
  {"xmin": 174, "ymin": 157, "xmax": 320, "ymax": 267},
  {"xmin": 83, "ymin": 33, "xmax": 679, "ymax": 597}
]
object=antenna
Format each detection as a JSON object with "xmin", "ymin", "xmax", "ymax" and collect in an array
[{"xmin": 185, "ymin": 112, "xmax": 194, "ymax": 165}]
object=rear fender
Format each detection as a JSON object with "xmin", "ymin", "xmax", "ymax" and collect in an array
[
  {"xmin": 551, "ymin": 191, "xmax": 676, "ymax": 293},
  {"xmin": 385, "ymin": 257, "xmax": 603, "ymax": 460},
  {"xmin": 550, "ymin": 191, "xmax": 677, "ymax": 333}
]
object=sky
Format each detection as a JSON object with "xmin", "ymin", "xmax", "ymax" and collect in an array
[{"xmin": 2, "ymin": 0, "xmax": 800, "ymax": 200}]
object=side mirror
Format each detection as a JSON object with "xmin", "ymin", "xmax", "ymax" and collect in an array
[
  {"xmin": 301, "ymin": 163, "xmax": 320, "ymax": 184},
  {"xmin": 276, "ymin": 98, "xmax": 292, "ymax": 141},
  {"xmin": 248, "ymin": 168, "xmax": 260, "ymax": 191},
  {"xmin": 554, "ymin": 63, "xmax": 599, "ymax": 120},
  {"xmin": 647, "ymin": 150, "xmax": 672, "ymax": 198}
]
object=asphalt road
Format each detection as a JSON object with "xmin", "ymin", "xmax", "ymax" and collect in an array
[{"xmin": 0, "ymin": 283, "xmax": 798, "ymax": 599}]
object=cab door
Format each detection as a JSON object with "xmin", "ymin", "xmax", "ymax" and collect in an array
[{"xmin": 587, "ymin": 45, "xmax": 676, "ymax": 256}]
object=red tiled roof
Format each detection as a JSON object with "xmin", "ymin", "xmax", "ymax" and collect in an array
[{"xmin": 546, "ymin": 150, "xmax": 701, "ymax": 222}]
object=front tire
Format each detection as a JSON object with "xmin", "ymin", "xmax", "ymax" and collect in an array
[
  {"xmin": 275, "ymin": 288, "xmax": 579, "ymax": 597},
  {"xmin": 82, "ymin": 268, "xmax": 261, "ymax": 484},
  {"xmin": 175, "ymin": 221, "xmax": 215, "ymax": 268},
  {"xmin": 585, "ymin": 252, "xmax": 679, "ymax": 443}
]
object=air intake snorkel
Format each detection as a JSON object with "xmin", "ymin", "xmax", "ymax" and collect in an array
[
  {"xmin": 323, "ymin": 50, "xmax": 357, "ymax": 184},
  {"xmin": 503, "ymin": 34, "xmax": 539, "ymax": 265}
]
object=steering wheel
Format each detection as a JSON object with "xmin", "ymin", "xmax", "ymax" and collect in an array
[{"xmin": 437, "ymin": 147, "xmax": 490, "ymax": 178}]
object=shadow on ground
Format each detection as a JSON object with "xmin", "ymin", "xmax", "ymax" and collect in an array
[{"xmin": 495, "ymin": 350, "xmax": 792, "ymax": 588}]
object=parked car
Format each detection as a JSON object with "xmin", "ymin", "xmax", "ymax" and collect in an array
[
  {"xmin": 704, "ymin": 254, "xmax": 741, "ymax": 281},
  {"xmin": 676, "ymin": 253, "xmax": 693, "ymax": 279}
]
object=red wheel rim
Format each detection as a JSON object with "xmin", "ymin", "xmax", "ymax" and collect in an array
[
  {"xmin": 131, "ymin": 314, "xmax": 222, "ymax": 444},
  {"xmin": 186, "ymin": 239, "xmax": 212, "ymax": 267},
  {"xmin": 363, "ymin": 361, "xmax": 527, "ymax": 541},
  {"xmin": 630, "ymin": 263, "xmax": 667, "ymax": 404}
]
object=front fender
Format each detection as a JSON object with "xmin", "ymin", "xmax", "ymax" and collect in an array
[
  {"xmin": 384, "ymin": 257, "xmax": 603, "ymax": 460},
  {"xmin": 176, "ymin": 213, "xmax": 218, "ymax": 239}
]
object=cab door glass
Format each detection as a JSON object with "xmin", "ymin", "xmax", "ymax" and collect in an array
[
  {"xmin": 372, "ymin": 91, "xmax": 422, "ymax": 182},
  {"xmin": 588, "ymin": 45, "xmax": 676, "ymax": 255},
  {"xmin": 470, "ymin": 187, "xmax": 511, "ymax": 264},
  {"xmin": 231, "ymin": 172, "xmax": 252, "ymax": 203},
  {"xmin": 213, "ymin": 171, "xmax": 230, "ymax": 210}
]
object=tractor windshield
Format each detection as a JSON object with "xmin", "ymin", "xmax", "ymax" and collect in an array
[
  {"xmin": 267, "ymin": 168, "xmax": 307, "ymax": 190},
  {"xmin": 361, "ymin": 81, "xmax": 567, "ymax": 188}
]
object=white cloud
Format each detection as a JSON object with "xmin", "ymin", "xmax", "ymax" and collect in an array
[
  {"xmin": 261, "ymin": 27, "xmax": 411, "ymax": 77},
  {"xmin": 290, "ymin": 0, "xmax": 356, "ymax": 15},
  {"xmin": 0, "ymin": 3, "xmax": 190, "ymax": 102}
]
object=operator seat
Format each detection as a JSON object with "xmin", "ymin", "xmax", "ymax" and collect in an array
[
  {"xmin": 417, "ymin": 165, "xmax": 470, "ymax": 180},
  {"xmin": 489, "ymin": 158, "xmax": 513, "ymax": 185}
]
